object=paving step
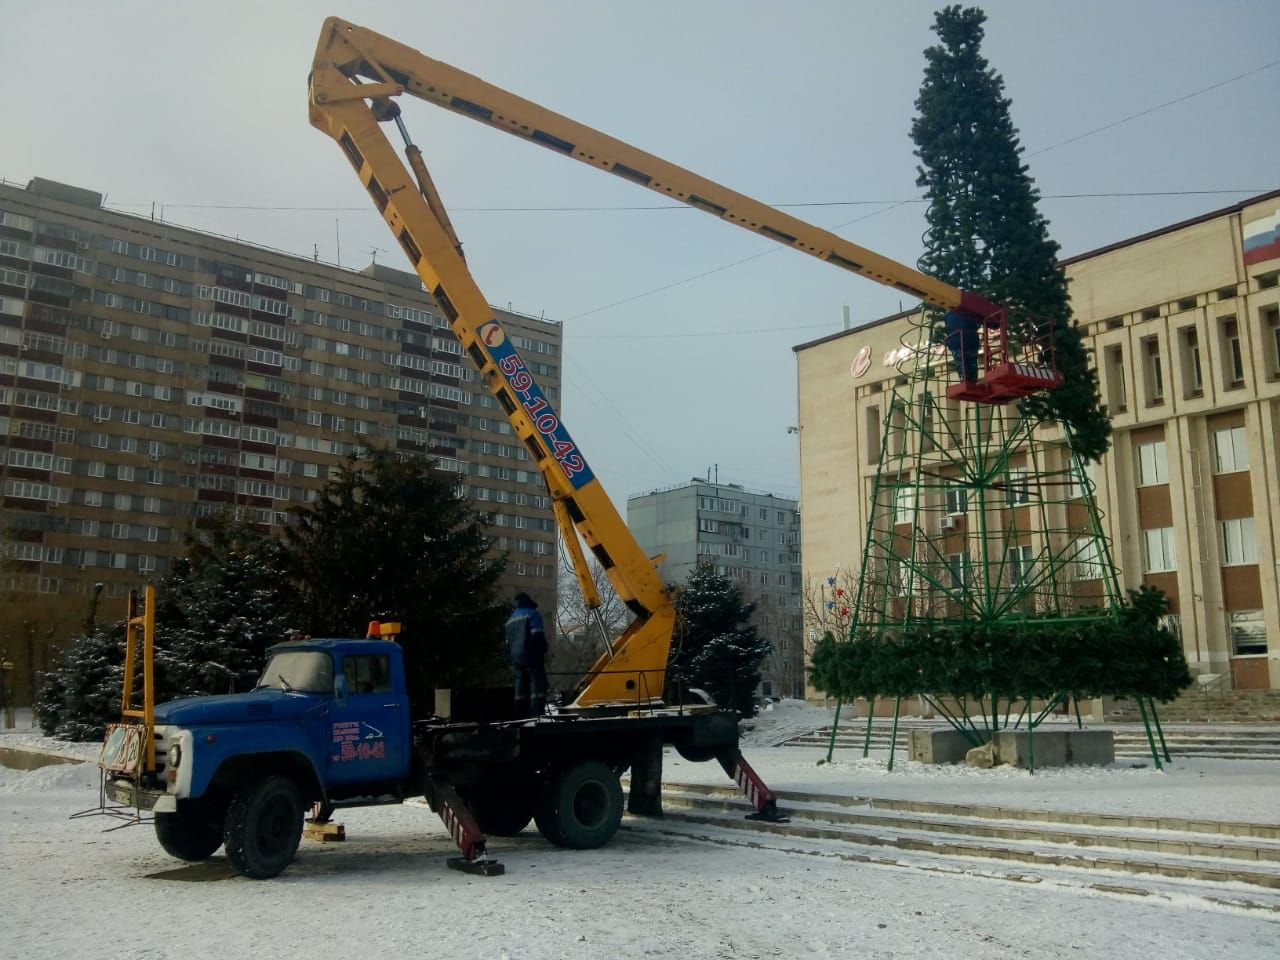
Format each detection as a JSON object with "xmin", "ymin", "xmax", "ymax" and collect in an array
[
  {"xmin": 668, "ymin": 780, "xmax": 1280, "ymax": 838},
  {"xmin": 647, "ymin": 781, "xmax": 1280, "ymax": 894},
  {"xmin": 782, "ymin": 723, "xmax": 1280, "ymax": 760}
]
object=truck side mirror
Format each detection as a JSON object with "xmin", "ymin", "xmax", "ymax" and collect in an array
[{"xmin": 334, "ymin": 673, "xmax": 348, "ymax": 706}]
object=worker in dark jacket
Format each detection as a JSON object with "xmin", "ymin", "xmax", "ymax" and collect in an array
[
  {"xmin": 505, "ymin": 592, "xmax": 548, "ymax": 718},
  {"xmin": 943, "ymin": 308, "xmax": 980, "ymax": 383}
]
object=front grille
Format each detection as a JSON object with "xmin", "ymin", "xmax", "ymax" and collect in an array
[{"xmin": 149, "ymin": 725, "xmax": 172, "ymax": 785}]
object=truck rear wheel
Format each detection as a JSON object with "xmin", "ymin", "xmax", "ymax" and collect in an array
[
  {"xmin": 534, "ymin": 761, "xmax": 623, "ymax": 850},
  {"xmin": 468, "ymin": 782, "xmax": 535, "ymax": 837},
  {"xmin": 223, "ymin": 776, "xmax": 303, "ymax": 879},
  {"xmin": 155, "ymin": 805, "xmax": 223, "ymax": 862}
]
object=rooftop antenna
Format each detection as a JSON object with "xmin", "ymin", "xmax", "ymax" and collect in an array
[
  {"xmin": 369, "ymin": 245, "xmax": 387, "ymax": 265},
  {"xmin": 335, "ymin": 218, "xmax": 341, "ymax": 267}
]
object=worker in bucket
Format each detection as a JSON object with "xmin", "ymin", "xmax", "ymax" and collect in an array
[
  {"xmin": 943, "ymin": 308, "xmax": 980, "ymax": 383},
  {"xmin": 505, "ymin": 592, "xmax": 548, "ymax": 718}
]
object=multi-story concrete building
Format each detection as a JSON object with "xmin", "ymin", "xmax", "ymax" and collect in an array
[
  {"xmin": 794, "ymin": 190, "xmax": 1280, "ymax": 692},
  {"xmin": 0, "ymin": 177, "xmax": 561, "ymax": 699},
  {"xmin": 627, "ymin": 478, "xmax": 804, "ymax": 698}
]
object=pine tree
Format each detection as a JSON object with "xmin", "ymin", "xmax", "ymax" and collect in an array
[
  {"xmin": 35, "ymin": 518, "xmax": 297, "ymax": 739},
  {"xmin": 671, "ymin": 563, "xmax": 772, "ymax": 717},
  {"xmin": 284, "ymin": 445, "xmax": 508, "ymax": 712},
  {"xmin": 912, "ymin": 5, "xmax": 1110, "ymax": 461},
  {"xmin": 34, "ymin": 621, "xmax": 128, "ymax": 740},
  {"xmin": 155, "ymin": 517, "xmax": 295, "ymax": 698}
]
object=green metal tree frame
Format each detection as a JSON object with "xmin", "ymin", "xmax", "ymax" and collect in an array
[{"xmin": 827, "ymin": 310, "xmax": 1169, "ymax": 771}]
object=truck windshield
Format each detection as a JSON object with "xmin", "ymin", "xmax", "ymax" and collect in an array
[{"xmin": 256, "ymin": 651, "xmax": 333, "ymax": 694}]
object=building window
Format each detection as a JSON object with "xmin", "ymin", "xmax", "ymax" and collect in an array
[
  {"xmin": 944, "ymin": 486, "xmax": 967, "ymax": 515},
  {"xmin": 1212, "ymin": 426, "xmax": 1248, "ymax": 474},
  {"xmin": 1104, "ymin": 344, "xmax": 1126, "ymax": 412},
  {"xmin": 1142, "ymin": 527, "xmax": 1176, "ymax": 573},
  {"xmin": 1220, "ymin": 317, "xmax": 1245, "ymax": 387},
  {"xmin": 1068, "ymin": 458, "xmax": 1096, "ymax": 500},
  {"xmin": 1136, "ymin": 439, "xmax": 1169, "ymax": 486},
  {"xmin": 947, "ymin": 552, "xmax": 971, "ymax": 590},
  {"xmin": 1229, "ymin": 610, "xmax": 1267, "ymax": 655},
  {"xmin": 893, "ymin": 485, "xmax": 915, "ymax": 525},
  {"xmin": 1143, "ymin": 336, "xmax": 1163, "ymax": 404},
  {"xmin": 1220, "ymin": 517, "xmax": 1257, "ymax": 566},
  {"xmin": 1005, "ymin": 467, "xmax": 1029, "ymax": 506},
  {"xmin": 1007, "ymin": 544, "xmax": 1034, "ymax": 585},
  {"xmin": 1074, "ymin": 537, "xmax": 1103, "ymax": 580},
  {"xmin": 1264, "ymin": 305, "xmax": 1280, "ymax": 380},
  {"xmin": 865, "ymin": 404, "xmax": 881, "ymax": 464},
  {"xmin": 1179, "ymin": 326, "xmax": 1203, "ymax": 396}
]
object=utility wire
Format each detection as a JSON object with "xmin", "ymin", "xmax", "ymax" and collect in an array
[
  {"xmin": 1025, "ymin": 59, "xmax": 1280, "ymax": 157},
  {"xmin": 93, "ymin": 188, "xmax": 1270, "ymax": 215}
]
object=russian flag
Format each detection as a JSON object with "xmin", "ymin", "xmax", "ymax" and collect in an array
[{"xmin": 1243, "ymin": 210, "xmax": 1280, "ymax": 266}]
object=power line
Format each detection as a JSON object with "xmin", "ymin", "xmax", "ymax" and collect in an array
[
  {"xmin": 1027, "ymin": 59, "xmax": 1280, "ymax": 158},
  {"xmin": 573, "ymin": 321, "xmax": 835, "ymax": 341},
  {"xmin": 93, "ymin": 188, "xmax": 1269, "ymax": 215}
]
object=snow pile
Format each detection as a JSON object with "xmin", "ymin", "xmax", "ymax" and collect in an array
[
  {"xmin": 738, "ymin": 698, "xmax": 834, "ymax": 747},
  {"xmin": 0, "ymin": 758, "xmax": 96, "ymax": 794}
]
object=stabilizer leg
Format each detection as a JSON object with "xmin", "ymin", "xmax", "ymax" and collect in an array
[
  {"xmin": 424, "ymin": 776, "xmax": 505, "ymax": 876},
  {"xmin": 718, "ymin": 751, "xmax": 788, "ymax": 823}
]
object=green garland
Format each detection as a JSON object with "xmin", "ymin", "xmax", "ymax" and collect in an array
[{"xmin": 810, "ymin": 586, "xmax": 1190, "ymax": 704}]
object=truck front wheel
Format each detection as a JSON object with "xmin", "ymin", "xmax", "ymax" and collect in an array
[
  {"xmin": 154, "ymin": 804, "xmax": 223, "ymax": 862},
  {"xmin": 534, "ymin": 761, "xmax": 623, "ymax": 850},
  {"xmin": 223, "ymin": 776, "xmax": 303, "ymax": 879}
]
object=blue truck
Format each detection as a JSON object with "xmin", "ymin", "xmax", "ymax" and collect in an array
[{"xmin": 100, "ymin": 629, "xmax": 778, "ymax": 879}]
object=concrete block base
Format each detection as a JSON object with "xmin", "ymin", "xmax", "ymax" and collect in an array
[
  {"xmin": 909, "ymin": 727, "xmax": 1115, "ymax": 766},
  {"xmin": 909, "ymin": 728, "xmax": 992, "ymax": 764},
  {"xmin": 994, "ymin": 729, "xmax": 1115, "ymax": 768}
]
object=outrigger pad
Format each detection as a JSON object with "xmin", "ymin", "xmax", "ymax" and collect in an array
[
  {"xmin": 447, "ymin": 856, "xmax": 505, "ymax": 877},
  {"xmin": 746, "ymin": 806, "xmax": 790, "ymax": 824}
]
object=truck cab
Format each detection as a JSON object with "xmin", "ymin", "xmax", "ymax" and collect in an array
[{"xmin": 104, "ymin": 636, "xmax": 413, "ymax": 878}]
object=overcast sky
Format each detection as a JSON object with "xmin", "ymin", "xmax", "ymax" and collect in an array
[{"xmin": 3, "ymin": 1, "xmax": 1277, "ymax": 505}]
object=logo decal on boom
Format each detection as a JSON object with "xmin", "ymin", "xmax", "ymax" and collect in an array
[{"xmin": 478, "ymin": 320, "xmax": 595, "ymax": 490}]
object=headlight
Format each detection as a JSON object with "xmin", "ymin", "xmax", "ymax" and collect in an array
[{"xmin": 167, "ymin": 743, "xmax": 182, "ymax": 769}]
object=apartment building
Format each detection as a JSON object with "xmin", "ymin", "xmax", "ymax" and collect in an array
[
  {"xmin": 627, "ymin": 478, "xmax": 804, "ymax": 698},
  {"xmin": 795, "ymin": 190, "xmax": 1280, "ymax": 691},
  {"xmin": 0, "ymin": 177, "xmax": 562, "ymax": 697}
]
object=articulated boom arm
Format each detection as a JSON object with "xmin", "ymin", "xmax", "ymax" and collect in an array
[
  {"xmin": 308, "ymin": 19, "xmax": 995, "ymax": 318},
  {"xmin": 308, "ymin": 18, "xmax": 996, "ymax": 708}
]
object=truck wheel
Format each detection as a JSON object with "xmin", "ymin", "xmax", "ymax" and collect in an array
[
  {"xmin": 154, "ymin": 806, "xmax": 223, "ymax": 862},
  {"xmin": 468, "ymin": 786, "xmax": 534, "ymax": 837},
  {"xmin": 223, "ymin": 776, "xmax": 303, "ymax": 879},
  {"xmin": 534, "ymin": 761, "xmax": 623, "ymax": 850}
]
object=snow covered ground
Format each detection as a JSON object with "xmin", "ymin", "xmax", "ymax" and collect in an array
[{"xmin": 3, "ymin": 704, "xmax": 1279, "ymax": 958}]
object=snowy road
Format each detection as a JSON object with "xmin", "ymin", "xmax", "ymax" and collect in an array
[{"xmin": 2, "ymin": 760, "xmax": 1277, "ymax": 960}]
